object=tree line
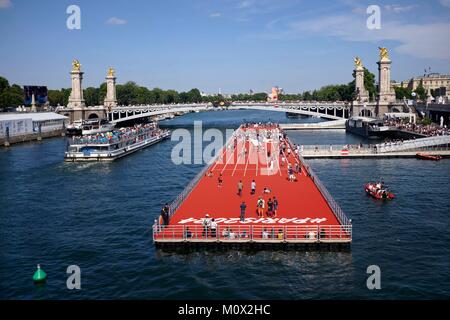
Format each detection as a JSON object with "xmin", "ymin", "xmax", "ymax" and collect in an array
[{"xmin": 0, "ymin": 76, "xmax": 24, "ymax": 110}]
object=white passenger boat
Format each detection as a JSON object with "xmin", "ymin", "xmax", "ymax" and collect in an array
[{"xmin": 64, "ymin": 123, "xmax": 170, "ymax": 162}]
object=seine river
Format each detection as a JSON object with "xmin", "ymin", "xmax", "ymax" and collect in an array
[{"xmin": 0, "ymin": 110, "xmax": 449, "ymax": 299}]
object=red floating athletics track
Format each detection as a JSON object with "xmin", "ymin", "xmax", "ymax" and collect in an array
[{"xmin": 153, "ymin": 124, "xmax": 352, "ymax": 245}]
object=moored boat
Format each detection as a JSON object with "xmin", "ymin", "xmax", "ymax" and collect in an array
[{"xmin": 416, "ymin": 153, "xmax": 442, "ymax": 161}]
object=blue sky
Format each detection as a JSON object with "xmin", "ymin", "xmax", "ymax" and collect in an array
[{"xmin": 0, "ymin": 0, "xmax": 449, "ymax": 93}]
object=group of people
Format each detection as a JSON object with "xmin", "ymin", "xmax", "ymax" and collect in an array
[
  {"xmin": 159, "ymin": 203, "xmax": 170, "ymax": 226},
  {"xmin": 367, "ymin": 181, "xmax": 389, "ymax": 197},
  {"xmin": 384, "ymin": 118, "xmax": 449, "ymax": 137},
  {"xmin": 72, "ymin": 123, "xmax": 162, "ymax": 145}
]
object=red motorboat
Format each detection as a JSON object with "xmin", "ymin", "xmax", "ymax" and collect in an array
[
  {"xmin": 365, "ymin": 183, "xmax": 395, "ymax": 200},
  {"xmin": 416, "ymin": 153, "xmax": 442, "ymax": 161}
]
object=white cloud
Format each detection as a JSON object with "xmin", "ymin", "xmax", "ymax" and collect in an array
[
  {"xmin": 384, "ymin": 4, "xmax": 417, "ymax": 13},
  {"xmin": 106, "ymin": 17, "xmax": 127, "ymax": 25},
  {"xmin": 276, "ymin": 14, "xmax": 450, "ymax": 60},
  {"xmin": 237, "ymin": 0, "xmax": 255, "ymax": 9},
  {"xmin": 209, "ymin": 12, "xmax": 222, "ymax": 18},
  {"xmin": 439, "ymin": 0, "xmax": 450, "ymax": 7},
  {"xmin": 0, "ymin": 0, "xmax": 12, "ymax": 9}
]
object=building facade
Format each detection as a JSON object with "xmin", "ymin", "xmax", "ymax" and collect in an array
[{"xmin": 392, "ymin": 73, "xmax": 450, "ymax": 95}]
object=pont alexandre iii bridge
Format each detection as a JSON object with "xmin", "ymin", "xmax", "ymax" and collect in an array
[
  {"xmin": 105, "ymin": 101, "xmax": 350, "ymax": 123},
  {"xmin": 55, "ymin": 49, "xmax": 415, "ymax": 125}
]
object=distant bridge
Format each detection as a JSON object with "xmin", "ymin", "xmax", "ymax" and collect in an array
[
  {"xmin": 107, "ymin": 104, "xmax": 210, "ymax": 124},
  {"xmin": 107, "ymin": 101, "xmax": 350, "ymax": 123}
]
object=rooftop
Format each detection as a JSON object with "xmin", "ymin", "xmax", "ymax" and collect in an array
[{"xmin": 0, "ymin": 112, "xmax": 68, "ymax": 122}]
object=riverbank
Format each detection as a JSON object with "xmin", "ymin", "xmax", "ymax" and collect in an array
[{"xmin": 1, "ymin": 129, "xmax": 65, "ymax": 147}]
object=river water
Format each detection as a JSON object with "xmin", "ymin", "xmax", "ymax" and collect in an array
[{"xmin": 0, "ymin": 110, "xmax": 449, "ymax": 299}]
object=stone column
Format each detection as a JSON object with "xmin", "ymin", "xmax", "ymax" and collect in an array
[
  {"xmin": 67, "ymin": 60, "xmax": 86, "ymax": 121},
  {"xmin": 355, "ymin": 65, "xmax": 369, "ymax": 103},
  {"xmin": 104, "ymin": 68, "xmax": 118, "ymax": 109},
  {"xmin": 377, "ymin": 50, "xmax": 396, "ymax": 117}
]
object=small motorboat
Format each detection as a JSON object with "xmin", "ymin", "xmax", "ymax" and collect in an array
[
  {"xmin": 365, "ymin": 182, "xmax": 395, "ymax": 200},
  {"xmin": 416, "ymin": 153, "xmax": 442, "ymax": 161}
]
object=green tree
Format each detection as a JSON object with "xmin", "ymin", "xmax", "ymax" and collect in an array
[
  {"xmin": 84, "ymin": 87, "xmax": 100, "ymax": 106},
  {"xmin": 414, "ymin": 82, "xmax": 427, "ymax": 100},
  {"xmin": 350, "ymin": 67, "xmax": 376, "ymax": 101},
  {"xmin": 0, "ymin": 83, "xmax": 24, "ymax": 109},
  {"xmin": 187, "ymin": 88, "xmax": 202, "ymax": 103},
  {"xmin": 0, "ymin": 76, "xmax": 9, "ymax": 95},
  {"xmin": 394, "ymin": 87, "xmax": 412, "ymax": 100}
]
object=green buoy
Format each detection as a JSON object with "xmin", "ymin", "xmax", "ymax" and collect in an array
[{"xmin": 33, "ymin": 264, "xmax": 47, "ymax": 283}]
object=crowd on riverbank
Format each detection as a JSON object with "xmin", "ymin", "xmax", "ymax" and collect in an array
[
  {"xmin": 384, "ymin": 119, "xmax": 449, "ymax": 137},
  {"xmin": 71, "ymin": 123, "xmax": 159, "ymax": 145}
]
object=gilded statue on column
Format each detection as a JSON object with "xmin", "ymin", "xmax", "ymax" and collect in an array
[
  {"xmin": 72, "ymin": 59, "xmax": 81, "ymax": 71},
  {"xmin": 354, "ymin": 56, "xmax": 362, "ymax": 68},
  {"xmin": 107, "ymin": 67, "xmax": 115, "ymax": 77},
  {"xmin": 378, "ymin": 47, "xmax": 389, "ymax": 61}
]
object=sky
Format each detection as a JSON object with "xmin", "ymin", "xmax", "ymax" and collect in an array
[{"xmin": 0, "ymin": 0, "xmax": 449, "ymax": 94}]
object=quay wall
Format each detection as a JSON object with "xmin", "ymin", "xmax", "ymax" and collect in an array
[{"xmin": 1, "ymin": 129, "xmax": 65, "ymax": 147}]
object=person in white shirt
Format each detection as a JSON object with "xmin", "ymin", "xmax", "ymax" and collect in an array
[
  {"xmin": 251, "ymin": 180, "xmax": 256, "ymax": 195},
  {"xmin": 202, "ymin": 214, "xmax": 211, "ymax": 237},
  {"xmin": 210, "ymin": 218, "xmax": 217, "ymax": 238}
]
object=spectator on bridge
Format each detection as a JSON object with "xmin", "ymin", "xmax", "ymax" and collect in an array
[
  {"xmin": 240, "ymin": 201, "xmax": 247, "ymax": 222},
  {"xmin": 218, "ymin": 173, "xmax": 223, "ymax": 187}
]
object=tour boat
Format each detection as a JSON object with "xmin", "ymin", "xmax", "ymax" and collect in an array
[
  {"xmin": 81, "ymin": 119, "xmax": 116, "ymax": 135},
  {"xmin": 65, "ymin": 123, "xmax": 170, "ymax": 162},
  {"xmin": 416, "ymin": 153, "xmax": 442, "ymax": 161},
  {"xmin": 365, "ymin": 183, "xmax": 395, "ymax": 200}
]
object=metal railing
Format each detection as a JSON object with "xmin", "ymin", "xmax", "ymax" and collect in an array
[
  {"xmin": 375, "ymin": 135, "xmax": 450, "ymax": 153},
  {"xmin": 153, "ymin": 224, "xmax": 352, "ymax": 243},
  {"xmin": 167, "ymin": 131, "xmax": 236, "ymax": 219},
  {"xmin": 285, "ymin": 138, "xmax": 352, "ymax": 227}
]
